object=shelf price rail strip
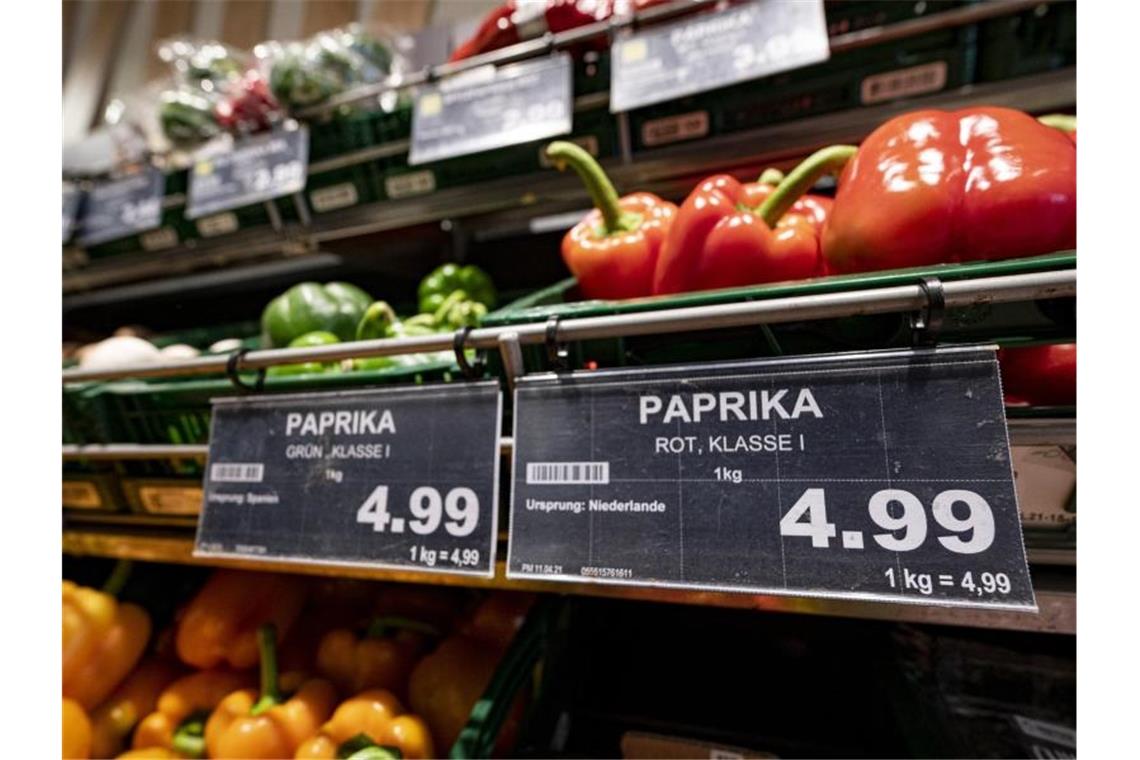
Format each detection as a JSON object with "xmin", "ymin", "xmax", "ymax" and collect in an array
[
  {"xmin": 62, "ymin": 268, "xmax": 1076, "ymax": 384},
  {"xmin": 299, "ymin": 0, "xmax": 1060, "ymax": 119}
]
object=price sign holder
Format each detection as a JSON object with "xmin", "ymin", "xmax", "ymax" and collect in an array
[
  {"xmin": 508, "ymin": 346, "xmax": 1036, "ymax": 611},
  {"xmin": 76, "ymin": 167, "xmax": 165, "ymax": 247},
  {"xmin": 186, "ymin": 126, "xmax": 308, "ymax": 219},
  {"xmin": 63, "ymin": 182, "xmax": 83, "ymax": 244},
  {"xmin": 610, "ymin": 0, "xmax": 831, "ymax": 113},
  {"xmin": 195, "ymin": 381, "xmax": 502, "ymax": 577},
  {"xmin": 409, "ymin": 53, "xmax": 572, "ymax": 166}
]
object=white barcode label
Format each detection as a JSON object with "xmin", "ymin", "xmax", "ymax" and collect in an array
[
  {"xmin": 210, "ymin": 462, "xmax": 265, "ymax": 483},
  {"xmin": 526, "ymin": 461, "xmax": 610, "ymax": 485},
  {"xmin": 860, "ymin": 61, "xmax": 948, "ymax": 105}
]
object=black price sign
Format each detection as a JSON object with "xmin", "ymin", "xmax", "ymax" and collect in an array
[
  {"xmin": 186, "ymin": 127, "xmax": 308, "ymax": 219},
  {"xmin": 610, "ymin": 0, "xmax": 830, "ymax": 113},
  {"xmin": 508, "ymin": 347, "xmax": 1036, "ymax": 610},
  {"xmin": 76, "ymin": 167, "xmax": 165, "ymax": 247},
  {"xmin": 409, "ymin": 53, "xmax": 572, "ymax": 166},
  {"xmin": 196, "ymin": 382, "xmax": 502, "ymax": 577}
]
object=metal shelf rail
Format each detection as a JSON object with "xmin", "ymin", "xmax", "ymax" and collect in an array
[{"xmin": 63, "ymin": 268, "xmax": 1075, "ymax": 384}]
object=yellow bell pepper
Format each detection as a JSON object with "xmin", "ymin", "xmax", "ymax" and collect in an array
[
  {"xmin": 63, "ymin": 565, "xmax": 152, "ymax": 710},
  {"xmin": 131, "ymin": 669, "xmax": 254, "ymax": 758},
  {"xmin": 295, "ymin": 689, "xmax": 435, "ymax": 760},
  {"xmin": 89, "ymin": 657, "xmax": 182, "ymax": 758},
  {"xmin": 205, "ymin": 625, "xmax": 337, "ymax": 759},
  {"xmin": 63, "ymin": 698, "xmax": 92, "ymax": 759},
  {"xmin": 316, "ymin": 617, "xmax": 436, "ymax": 700},
  {"xmin": 176, "ymin": 570, "xmax": 307, "ymax": 670}
]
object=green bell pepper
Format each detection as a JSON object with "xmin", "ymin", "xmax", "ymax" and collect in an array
[
  {"xmin": 267, "ymin": 330, "xmax": 341, "ymax": 376},
  {"xmin": 417, "ymin": 264, "xmax": 496, "ymax": 314},
  {"xmin": 261, "ymin": 282, "xmax": 372, "ymax": 347}
]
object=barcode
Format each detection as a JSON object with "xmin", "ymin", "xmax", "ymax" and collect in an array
[
  {"xmin": 210, "ymin": 463, "xmax": 265, "ymax": 483},
  {"xmin": 526, "ymin": 462, "xmax": 609, "ymax": 485}
]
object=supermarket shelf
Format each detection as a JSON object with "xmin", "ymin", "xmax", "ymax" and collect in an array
[
  {"xmin": 63, "ymin": 68, "xmax": 1075, "ymax": 298},
  {"xmin": 61, "ymin": 522, "xmax": 1074, "ymax": 635}
]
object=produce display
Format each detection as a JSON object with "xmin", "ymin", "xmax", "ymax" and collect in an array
[
  {"xmin": 546, "ymin": 107, "xmax": 1075, "ymax": 300},
  {"xmin": 60, "ymin": 568, "xmax": 533, "ymax": 759}
]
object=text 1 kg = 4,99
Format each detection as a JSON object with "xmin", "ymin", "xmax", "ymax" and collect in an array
[
  {"xmin": 508, "ymin": 347, "xmax": 1037, "ymax": 611},
  {"xmin": 195, "ymin": 382, "xmax": 503, "ymax": 577}
]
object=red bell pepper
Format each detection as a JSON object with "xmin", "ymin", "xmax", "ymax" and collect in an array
[
  {"xmin": 999, "ymin": 343, "xmax": 1076, "ymax": 406},
  {"xmin": 449, "ymin": 1, "xmax": 610, "ymax": 62},
  {"xmin": 769, "ymin": 107, "xmax": 1076, "ymax": 275},
  {"xmin": 651, "ymin": 166, "xmax": 834, "ymax": 296},
  {"xmin": 547, "ymin": 140, "xmax": 676, "ymax": 300}
]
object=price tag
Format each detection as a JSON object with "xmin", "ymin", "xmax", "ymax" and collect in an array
[
  {"xmin": 186, "ymin": 127, "xmax": 308, "ymax": 219},
  {"xmin": 196, "ymin": 382, "xmax": 502, "ymax": 576},
  {"xmin": 508, "ymin": 347, "xmax": 1036, "ymax": 610},
  {"xmin": 76, "ymin": 167, "xmax": 165, "ymax": 247},
  {"xmin": 409, "ymin": 53, "xmax": 572, "ymax": 166},
  {"xmin": 63, "ymin": 182, "xmax": 83, "ymax": 244},
  {"xmin": 610, "ymin": 0, "xmax": 831, "ymax": 113}
]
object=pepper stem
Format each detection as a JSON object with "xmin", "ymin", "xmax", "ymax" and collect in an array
[
  {"xmin": 250, "ymin": 624, "xmax": 282, "ymax": 715},
  {"xmin": 1038, "ymin": 114, "xmax": 1076, "ymax": 134},
  {"xmin": 101, "ymin": 559, "xmax": 133, "ymax": 596},
  {"xmin": 757, "ymin": 145, "xmax": 858, "ymax": 227},
  {"xmin": 545, "ymin": 141, "xmax": 636, "ymax": 235},
  {"xmin": 172, "ymin": 710, "xmax": 210, "ymax": 758},
  {"xmin": 757, "ymin": 168, "xmax": 785, "ymax": 186}
]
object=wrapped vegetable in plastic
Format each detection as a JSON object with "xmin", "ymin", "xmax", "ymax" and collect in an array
[{"xmin": 257, "ymin": 23, "xmax": 407, "ymax": 114}]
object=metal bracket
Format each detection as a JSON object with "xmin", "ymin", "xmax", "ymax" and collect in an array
[
  {"xmin": 911, "ymin": 276, "xmax": 946, "ymax": 346},
  {"xmin": 545, "ymin": 316, "xmax": 570, "ymax": 371},
  {"xmin": 453, "ymin": 326, "xmax": 487, "ymax": 380},
  {"xmin": 498, "ymin": 331, "xmax": 526, "ymax": 392},
  {"xmin": 225, "ymin": 349, "xmax": 267, "ymax": 392}
]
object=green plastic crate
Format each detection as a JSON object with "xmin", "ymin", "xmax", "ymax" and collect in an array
[
  {"xmin": 482, "ymin": 252, "xmax": 1076, "ymax": 374},
  {"xmin": 976, "ymin": 0, "xmax": 1076, "ymax": 82},
  {"xmin": 629, "ymin": 13, "xmax": 975, "ymax": 151}
]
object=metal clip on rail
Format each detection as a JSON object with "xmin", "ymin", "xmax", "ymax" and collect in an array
[
  {"xmin": 225, "ymin": 348, "xmax": 267, "ymax": 392},
  {"xmin": 545, "ymin": 316, "xmax": 570, "ymax": 371},
  {"xmin": 454, "ymin": 326, "xmax": 487, "ymax": 380},
  {"xmin": 911, "ymin": 276, "xmax": 946, "ymax": 347}
]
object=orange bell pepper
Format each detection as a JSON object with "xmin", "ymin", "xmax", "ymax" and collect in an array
[
  {"xmin": 409, "ymin": 635, "xmax": 525, "ymax": 755},
  {"xmin": 205, "ymin": 625, "xmax": 337, "ymax": 759},
  {"xmin": 175, "ymin": 570, "xmax": 306, "ymax": 669},
  {"xmin": 89, "ymin": 657, "xmax": 182, "ymax": 758},
  {"xmin": 295, "ymin": 689, "xmax": 434, "ymax": 759},
  {"xmin": 131, "ymin": 669, "xmax": 255, "ymax": 757},
  {"xmin": 63, "ymin": 698, "xmax": 92, "ymax": 759},
  {"xmin": 316, "ymin": 617, "xmax": 436, "ymax": 699},
  {"xmin": 63, "ymin": 565, "xmax": 152, "ymax": 710}
]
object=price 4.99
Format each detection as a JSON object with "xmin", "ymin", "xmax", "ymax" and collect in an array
[
  {"xmin": 779, "ymin": 487, "xmax": 995, "ymax": 554},
  {"xmin": 356, "ymin": 485, "xmax": 480, "ymax": 537}
]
